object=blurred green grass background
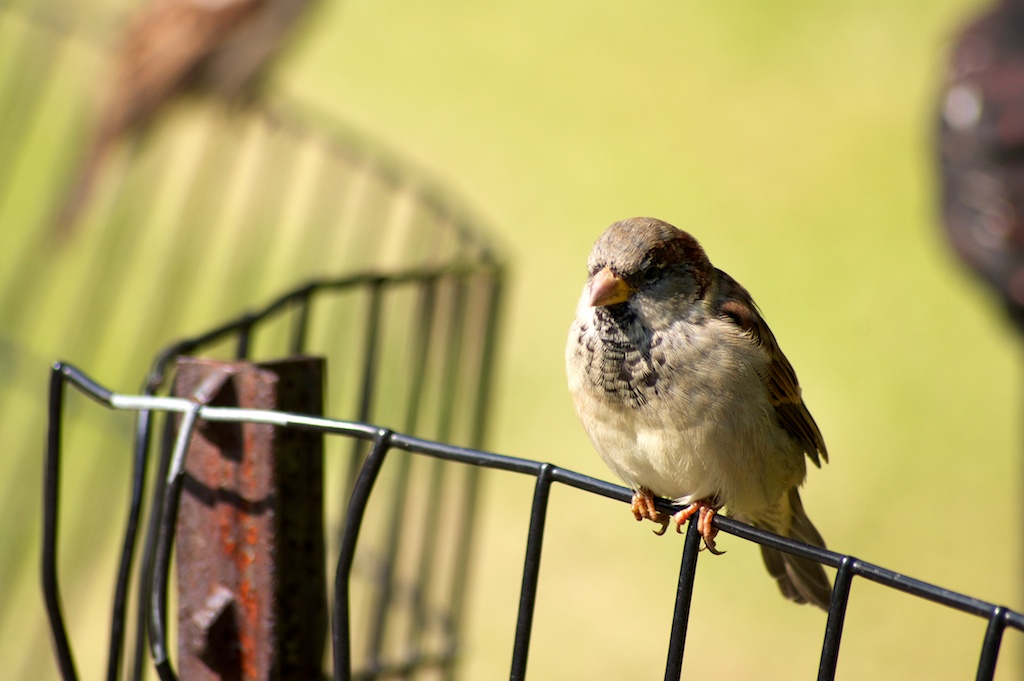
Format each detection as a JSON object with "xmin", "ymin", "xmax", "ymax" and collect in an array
[{"xmin": 2, "ymin": 0, "xmax": 1022, "ymax": 679}]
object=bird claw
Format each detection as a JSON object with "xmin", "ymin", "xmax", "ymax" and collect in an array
[
  {"xmin": 631, "ymin": 491, "xmax": 723, "ymax": 550},
  {"xmin": 630, "ymin": 488, "xmax": 671, "ymax": 534},
  {"xmin": 671, "ymin": 501, "xmax": 725, "ymax": 554}
]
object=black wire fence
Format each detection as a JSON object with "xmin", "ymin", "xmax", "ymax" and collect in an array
[
  {"xmin": 43, "ymin": 351, "xmax": 1024, "ymax": 681},
  {"xmin": 43, "ymin": 263, "xmax": 504, "ymax": 681}
]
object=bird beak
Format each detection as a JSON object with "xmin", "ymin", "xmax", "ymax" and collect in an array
[{"xmin": 588, "ymin": 266, "xmax": 631, "ymax": 307}]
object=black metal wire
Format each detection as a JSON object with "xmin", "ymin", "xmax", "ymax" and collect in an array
[
  {"xmin": 104, "ymin": 402, "xmax": 153, "ymax": 681},
  {"xmin": 147, "ymin": 402, "xmax": 202, "ymax": 681},
  {"xmin": 365, "ymin": 447, "xmax": 412, "ymax": 660},
  {"xmin": 509, "ymin": 463, "xmax": 554, "ymax": 681},
  {"xmin": 235, "ymin": 317, "xmax": 256, "ymax": 360},
  {"xmin": 443, "ymin": 275, "xmax": 504, "ymax": 681},
  {"xmin": 818, "ymin": 554, "xmax": 855, "ymax": 681},
  {"xmin": 976, "ymin": 607, "xmax": 1009, "ymax": 681},
  {"xmin": 410, "ymin": 456, "xmax": 449, "ymax": 646},
  {"xmin": 664, "ymin": 515, "xmax": 703, "ymax": 681},
  {"xmin": 347, "ymin": 282, "xmax": 385, "ymax": 493},
  {"xmin": 363, "ymin": 284, "xmax": 437, "ymax": 666},
  {"xmin": 130, "ymin": 409, "xmax": 176, "ymax": 681},
  {"xmin": 42, "ymin": 364, "xmax": 78, "ymax": 681},
  {"xmin": 290, "ymin": 287, "xmax": 315, "ymax": 355},
  {"xmin": 42, "ymin": 362, "xmax": 1024, "ymax": 680},
  {"xmin": 465, "ymin": 274, "xmax": 504, "ymax": 452},
  {"xmin": 334, "ymin": 429, "xmax": 395, "ymax": 681},
  {"xmin": 41, "ymin": 361, "xmax": 121, "ymax": 681},
  {"xmin": 139, "ymin": 266, "xmax": 497, "ymax": 397},
  {"xmin": 50, "ymin": 266, "xmax": 496, "ymax": 681}
]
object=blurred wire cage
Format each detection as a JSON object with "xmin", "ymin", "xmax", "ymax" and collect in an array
[{"xmin": 0, "ymin": 1, "xmax": 500, "ymax": 679}]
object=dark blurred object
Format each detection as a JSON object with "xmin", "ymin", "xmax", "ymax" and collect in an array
[
  {"xmin": 49, "ymin": 0, "xmax": 315, "ymax": 242},
  {"xmin": 938, "ymin": 0, "xmax": 1024, "ymax": 332}
]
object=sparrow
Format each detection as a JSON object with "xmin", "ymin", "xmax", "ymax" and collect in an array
[
  {"xmin": 566, "ymin": 217, "xmax": 832, "ymax": 609},
  {"xmin": 49, "ymin": 0, "xmax": 314, "ymax": 241}
]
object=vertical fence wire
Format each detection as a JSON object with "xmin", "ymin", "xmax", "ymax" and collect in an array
[
  {"xmin": 42, "ymin": 365, "xmax": 77, "ymax": 681},
  {"xmin": 334, "ymin": 430, "xmax": 395, "ymax": 681},
  {"xmin": 818, "ymin": 554, "xmax": 856, "ymax": 681},
  {"xmin": 663, "ymin": 516, "xmax": 703, "ymax": 681},
  {"xmin": 509, "ymin": 463, "xmax": 555, "ymax": 681},
  {"xmin": 146, "ymin": 403, "xmax": 202, "ymax": 681},
  {"xmin": 104, "ymin": 401, "xmax": 154, "ymax": 681}
]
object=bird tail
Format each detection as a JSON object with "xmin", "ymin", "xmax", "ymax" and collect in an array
[{"xmin": 755, "ymin": 487, "xmax": 832, "ymax": 610}]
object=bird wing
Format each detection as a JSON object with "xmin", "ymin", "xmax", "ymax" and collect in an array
[{"xmin": 714, "ymin": 270, "xmax": 828, "ymax": 466}]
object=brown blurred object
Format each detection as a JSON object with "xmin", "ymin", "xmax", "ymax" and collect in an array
[
  {"xmin": 49, "ymin": 0, "xmax": 315, "ymax": 242},
  {"xmin": 938, "ymin": 0, "xmax": 1024, "ymax": 331}
]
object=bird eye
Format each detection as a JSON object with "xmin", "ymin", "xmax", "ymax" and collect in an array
[{"xmin": 639, "ymin": 266, "xmax": 662, "ymax": 285}]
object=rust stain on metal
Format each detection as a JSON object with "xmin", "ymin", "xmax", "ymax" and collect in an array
[{"xmin": 173, "ymin": 356, "xmax": 326, "ymax": 680}]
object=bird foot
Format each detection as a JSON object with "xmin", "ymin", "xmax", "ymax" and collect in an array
[
  {"xmin": 630, "ymin": 488, "xmax": 671, "ymax": 535},
  {"xmin": 672, "ymin": 501, "xmax": 725, "ymax": 555}
]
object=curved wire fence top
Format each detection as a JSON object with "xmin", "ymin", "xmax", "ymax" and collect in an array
[{"xmin": 43, "ymin": 361, "xmax": 1024, "ymax": 681}]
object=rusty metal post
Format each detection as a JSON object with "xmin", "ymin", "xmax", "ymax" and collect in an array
[{"xmin": 172, "ymin": 356, "xmax": 326, "ymax": 680}]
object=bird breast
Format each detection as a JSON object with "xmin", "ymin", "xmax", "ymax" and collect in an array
[{"xmin": 567, "ymin": 301, "xmax": 805, "ymax": 514}]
